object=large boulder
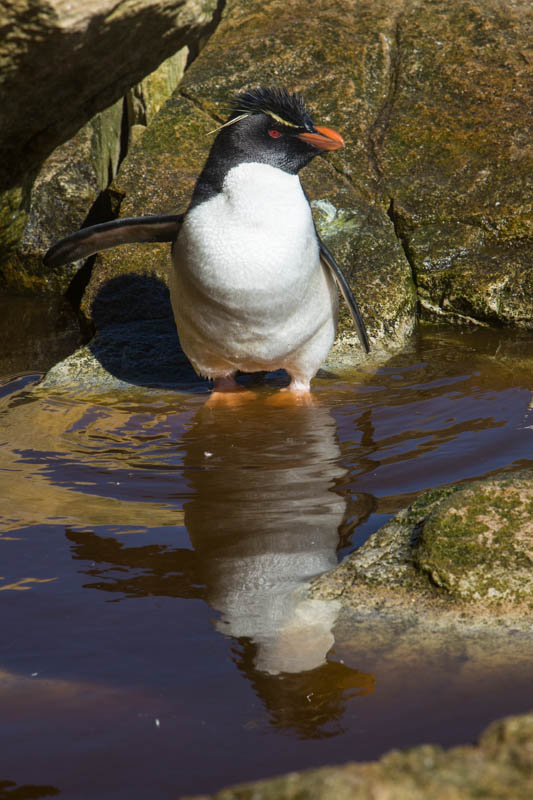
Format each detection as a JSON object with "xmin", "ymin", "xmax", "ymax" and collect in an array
[
  {"xmin": 173, "ymin": 0, "xmax": 532, "ymax": 329},
  {"xmin": 1, "ymin": 48, "xmax": 189, "ymax": 294},
  {"xmin": 0, "ymin": 0, "xmax": 219, "ymax": 194},
  {"xmin": 37, "ymin": 0, "xmax": 532, "ymax": 386},
  {"xmin": 73, "ymin": 0, "xmax": 420, "ymax": 372},
  {"xmin": 380, "ymin": 1, "xmax": 533, "ymax": 328},
  {"xmin": 0, "ymin": 0, "xmax": 219, "ymax": 278},
  {"xmin": 2, "ymin": 99, "xmax": 124, "ymax": 294}
]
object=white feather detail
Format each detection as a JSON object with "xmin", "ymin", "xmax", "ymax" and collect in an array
[
  {"xmin": 205, "ymin": 113, "xmax": 250, "ymax": 136},
  {"xmin": 170, "ymin": 162, "xmax": 337, "ymax": 382}
]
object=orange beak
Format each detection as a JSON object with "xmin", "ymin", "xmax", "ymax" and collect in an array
[{"xmin": 297, "ymin": 125, "xmax": 345, "ymax": 151}]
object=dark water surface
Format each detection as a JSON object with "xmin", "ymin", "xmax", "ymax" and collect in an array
[{"xmin": 1, "ymin": 325, "xmax": 533, "ymax": 799}]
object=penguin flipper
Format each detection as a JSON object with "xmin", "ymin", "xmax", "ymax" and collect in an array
[
  {"xmin": 318, "ymin": 238, "xmax": 370, "ymax": 353},
  {"xmin": 43, "ymin": 214, "xmax": 184, "ymax": 268}
]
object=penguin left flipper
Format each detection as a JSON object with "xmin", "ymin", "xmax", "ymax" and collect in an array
[
  {"xmin": 43, "ymin": 214, "xmax": 184, "ymax": 268},
  {"xmin": 318, "ymin": 237, "xmax": 370, "ymax": 353}
]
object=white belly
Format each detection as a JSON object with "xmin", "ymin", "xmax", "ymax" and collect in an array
[{"xmin": 169, "ymin": 162, "xmax": 337, "ymax": 379}]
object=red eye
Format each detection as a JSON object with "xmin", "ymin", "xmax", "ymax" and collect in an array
[{"xmin": 268, "ymin": 129, "xmax": 281, "ymax": 138}]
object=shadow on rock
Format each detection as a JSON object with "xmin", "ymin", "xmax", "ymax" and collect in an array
[{"xmin": 87, "ymin": 272, "xmax": 201, "ymax": 389}]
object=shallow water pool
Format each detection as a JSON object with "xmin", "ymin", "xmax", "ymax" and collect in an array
[{"xmin": 1, "ymin": 323, "xmax": 533, "ymax": 798}]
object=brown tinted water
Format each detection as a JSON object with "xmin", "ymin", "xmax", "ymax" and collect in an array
[{"xmin": 1, "ymin": 324, "xmax": 533, "ymax": 799}]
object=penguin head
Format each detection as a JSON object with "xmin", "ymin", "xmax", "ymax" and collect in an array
[
  {"xmin": 189, "ymin": 88, "xmax": 345, "ymax": 208},
  {"xmin": 210, "ymin": 87, "xmax": 345, "ymax": 175}
]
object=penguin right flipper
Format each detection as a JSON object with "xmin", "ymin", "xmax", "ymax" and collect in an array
[
  {"xmin": 43, "ymin": 214, "xmax": 184, "ymax": 268},
  {"xmin": 318, "ymin": 238, "xmax": 370, "ymax": 353}
]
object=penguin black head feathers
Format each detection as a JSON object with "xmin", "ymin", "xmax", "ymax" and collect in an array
[
  {"xmin": 232, "ymin": 87, "xmax": 315, "ymax": 131},
  {"xmin": 191, "ymin": 87, "xmax": 345, "ymax": 206}
]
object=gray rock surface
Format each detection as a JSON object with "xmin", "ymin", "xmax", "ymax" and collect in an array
[
  {"xmin": 3, "ymin": 99, "xmax": 124, "ymax": 294},
  {"xmin": 0, "ymin": 0, "xmax": 218, "ymax": 279},
  {"xmin": 173, "ymin": 0, "xmax": 532, "ymax": 330},
  {"xmin": 311, "ymin": 470, "xmax": 533, "ymax": 625},
  {"xmin": 77, "ymin": 0, "xmax": 420, "ymax": 362},
  {"xmin": 56, "ymin": 0, "xmax": 531, "ymax": 390},
  {"xmin": 6, "ymin": 0, "xmax": 531, "ymax": 384},
  {"xmin": 0, "ymin": 0, "xmax": 218, "ymax": 194},
  {"xmin": 2, "ymin": 48, "xmax": 190, "ymax": 294}
]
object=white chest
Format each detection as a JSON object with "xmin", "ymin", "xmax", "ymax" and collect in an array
[
  {"xmin": 177, "ymin": 162, "xmax": 319, "ymax": 311},
  {"xmin": 169, "ymin": 161, "xmax": 337, "ymax": 379}
]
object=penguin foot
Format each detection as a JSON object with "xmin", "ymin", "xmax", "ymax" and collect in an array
[
  {"xmin": 205, "ymin": 375, "xmax": 257, "ymax": 407},
  {"xmin": 206, "ymin": 390, "xmax": 257, "ymax": 408},
  {"xmin": 267, "ymin": 388, "xmax": 315, "ymax": 407}
]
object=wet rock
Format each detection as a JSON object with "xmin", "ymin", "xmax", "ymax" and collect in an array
[
  {"xmin": 311, "ymin": 471, "xmax": 533, "ymax": 620},
  {"xmin": 380, "ymin": 1, "xmax": 533, "ymax": 328},
  {"xmin": 2, "ymin": 100, "xmax": 124, "ymax": 294},
  {"xmin": 0, "ymin": 0, "xmax": 218, "ymax": 195},
  {"xmin": 41, "ymin": 319, "xmax": 198, "ymax": 390},
  {"xmin": 41, "ymin": 272, "xmax": 199, "ymax": 389},
  {"xmin": 0, "ymin": 295, "xmax": 80, "ymax": 377},
  {"xmin": 33, "ymin": 0, "xmax": 533, "ymax": 385},
  {"xmin": 1, "ymin": 48, "xmax": 191, "ymax": 294},
  {"xmin": 185, "ymin": 712, "xmax": 533, "ymax": 799}
]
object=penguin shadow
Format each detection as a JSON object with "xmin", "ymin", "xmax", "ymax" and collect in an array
[
  {"xmin": 65, "ymin": 399, "xmax": 375, "ymax": 738},
  {"xmin": 85, "ymin": 272, "xmax": 322, "ymax": 394},
  {"xmin": 86, "ymin": 272, "xmax": 203, "ymax": 391}
]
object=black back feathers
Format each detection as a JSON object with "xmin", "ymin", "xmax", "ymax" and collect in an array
[{"xmin": 233, "ymin": 88, "xmax": 315, "ymax": 131}]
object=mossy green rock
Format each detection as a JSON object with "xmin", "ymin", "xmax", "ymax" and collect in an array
[
  {"xmin": 83, "ymin": 0, "xmax": 532, "ymax": 357},
  {"xmin": 186, "ymin": 712, "xmax": 533, "ymax": 800},
  {"xmin": 417, "ymin": 477, "xmax": 533, "ymax": 602},
  {"xmin": 380, "ymin": 0, "xmax": 533, "ymax": 327},
  {"xmin": 176, "ymin": 0, "xmax": 532, "ymax": 329},
  {"xmin": 1, "ymin": 48, "xmax": 191, "ymax": 294},
  {"xmin": 312, "ymin": 471, "xmax": 533, "ymax": 613}
]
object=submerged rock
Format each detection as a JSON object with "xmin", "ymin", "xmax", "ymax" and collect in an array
[
  {"xmin": 185, "ymin": 712, "xmax": 533, "ymax": 800},
  {"xmin": 311, "ymin": 470, "xmax": 533, "ymax": 622}
]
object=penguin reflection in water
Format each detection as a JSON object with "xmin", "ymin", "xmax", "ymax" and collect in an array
[{"xmin": 45, "ymin": 88, "xmax": 369, "ymax": 401}]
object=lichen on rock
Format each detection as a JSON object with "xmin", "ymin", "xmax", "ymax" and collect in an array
[{"xmin": 312, "ymin": 470, "xmax": 533, "ymax": 618}]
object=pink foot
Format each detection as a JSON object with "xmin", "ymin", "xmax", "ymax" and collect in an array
[
  {"xmin": 267, "ymin": 378, "xmax": 315, "ymax": 407},
  {"xmin": 205, "ymin": 375, "xmax": 257, "ymax": 408}
]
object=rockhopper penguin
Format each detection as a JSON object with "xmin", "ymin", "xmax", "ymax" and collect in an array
[{"xmin": 45, "ymin": 88, "xmax": 369, "ymax": 401}]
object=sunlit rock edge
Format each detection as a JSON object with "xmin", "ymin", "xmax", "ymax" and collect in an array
[
  {"xmin": 184, "ymin": 712, "xmax": 533, "ymax": 800},
  {"xmin": 311, "ymin": 470, "xmax": 533, "ymax": 632}
]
